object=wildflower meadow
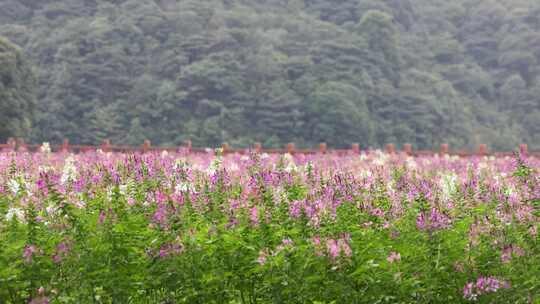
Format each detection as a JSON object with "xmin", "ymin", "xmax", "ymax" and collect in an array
[{"xmin": 1, "ymin": 147, "xmax": 540, "ymax": 303}]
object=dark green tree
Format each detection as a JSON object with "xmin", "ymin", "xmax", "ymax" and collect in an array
[{"xmin": 0, "ymin": 37, "xmax": 35, "ymax": 142}]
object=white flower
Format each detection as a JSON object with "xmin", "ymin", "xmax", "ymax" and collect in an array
[
  {"xmin": 406, "ymin": 157, "xmax": 417, "ymax": 170},
  {"xmin": 6, "ymin": 207, "xmax": 25, "ymax": 222},
  {"xmin": 372, "ymin": 150, "xmax": 388, "ymax": 166},
  {"xmin": 119, "ymin": 184, "xmax": 128, "ymax": 196},
  {"xmin": 23, "ymin": 179, "xmax": 33, "ymax": 197},
  {"xmin": 282, "ymin": 154, "xmax": 297, "ymax": 172},
  {"xmin": 8, "ymin": 179, "xmax": 20, "ymax": 196},
  {"xmin": 173, "ymin": 158, "xmax": 189, "ymax": 170},
  {"xmin": 161, "ymin": 150, "xmax": 169, "ymax": 158},
  {"xmin": 439, "ymin": 172, "xmax": 458, "ymax": 202},
  {"xmin": 175, "ymin": 182, "xmax": 194, "ymax": 193},
  {"xmin": 229, "ymin": 163, "xmax": 240, "ymax": 172},
  {"xmin": 38, "ymin": 165, "xmax": 53, "ymax": 173},
  {"xmin": 358, "ymin": 169, "xmax": 372, "ymax": 178},
  {"xmin": 207, "ymin": 155, "xmax": 222, "ymax": 175},
  {"xmin": 60, "ymin": 156, "xmax": 77, "ymax": 185},
  {"xmin": 284, "ymin": 162, "xmax": 297, "ymax": 173},
  {"xmin": 40, "ymin": 142, "xmax": 51, "ymax": 153},
  {"xmin": 46, "ymin": 205, "xmax": 58, "ymax": 216},
  {"xmin": 74, "ymin": 200, "xmax": 86, "ymax": 209}
]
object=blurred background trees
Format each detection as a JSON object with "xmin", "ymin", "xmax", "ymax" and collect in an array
[
  {"xmin": 0, "ymin": 37, "xmax": 35, "ymax": 142},
  {"xmin": 1, "ymin": 0, "xmax": 540, "ymax": 149}
]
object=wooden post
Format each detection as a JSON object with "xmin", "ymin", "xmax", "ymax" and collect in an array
[
  {"xmin": 440, "ymin": 143, "xmax": 449, "ymax": 156},
  {"xmin": 101, "ymin": 139, "xmax": 111, "ymax": 152},
  {"xmin": 221, "ymin": 142, "xmax": 230, "ymax": 154},
  {"xmin": 520, "ymin": 144, "xmax": 528, "ymax": 156},
  {"xmin": 16, "ymin": 138, "xmax": 27, "ymax": 152},
  {"xmin": 385, "ymin": 143, "xmax": 395, "ymax": 154},
  {"xmin": 61, "ymin": 138, "xmax": 70, "ymax": 153},
  {"xmin": 351, "ymin": 143, "xmax": 360, "ymax": 154},
  {"xmin": 254, "ymin": 142, "xmax": 262, "ymax": 153},
  {"xmin": 7, "ymin": 137, "xmax": 16, "ymax": 150},
  {"xmin": 319, "ymin": 142, "xmax": 327, "ymax": 154},
  {"xmin": 142, "ymin": 140, "xmax": 151, "ymax": 153},
  {"xmin": 478, "ymin": 144, "xmax": 487, "ymax": 156},
  {"xmin": 403, "ymin": 143, "xmax": 412, "ymax": 156},
  {"xmin": 286, "ymin": 142, "xmax": 295, "ymax": 154}
]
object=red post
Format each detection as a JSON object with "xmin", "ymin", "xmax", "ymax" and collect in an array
[
  {"xmin": 319, "ymin": 142, "xmax": 327, "ymax": 154},
  {"xmin": 61, "ymin": 138, "xmax": 70, "ymax": 153},
  {"xmin": 221, "ymin": 142, "xmax": 230, "ymax": 154},
  {"xmin": 385, "ymin": 143, "xmax": 395, "ymax": 154},
  {"xmin": 254, "ymin": 142, "xmax": 262, "ymax": 153},
  {"xmin": 403, "ymin": 143, "xmax": 412, "ymax": 156},
  {"xmin": 101, "ymin": 139, "xmax": 111, "ymax": 152},
  {"xmin": 520, "ymin": 144, "xmax": 528, "ymax": 156},
  {"xmin": 440, "ymin": 143, "xmax": 449, "ymax": 156},
  {"xmin": 478, "ymin": 144, "xmax": 487, "ymax": 156},
  {"xmin": 142, "ymin": 140, "xmax": 151, "ymax": 153},
  {"xmin": 351, "ymin": 143, "xmax": 360, "ymax": 154},
  {"xmin": 286, "ymin": 142, "xmax": 295, "ymax": 154}
]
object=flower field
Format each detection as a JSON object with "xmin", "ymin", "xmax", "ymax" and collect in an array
[{"xmin": 1, "ymin": 148, "xmax": 540, "ymax": 303}]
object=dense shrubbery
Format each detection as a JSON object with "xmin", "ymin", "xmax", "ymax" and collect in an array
[{"xmin": 1, "ymin": 149, "xmax": 540, "ymax": 303}]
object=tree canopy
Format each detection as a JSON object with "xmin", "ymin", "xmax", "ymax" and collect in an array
[
  {"xmin": 1, "ymin": 0, "xmax": 540, "ymax": 149},
  {"xmin": 0, "ymin": 37, "xmax": 35, "ymax": 142}
]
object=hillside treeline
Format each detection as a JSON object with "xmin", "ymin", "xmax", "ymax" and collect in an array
[{"xmin": 1, "ymin": 0, "xmax": 540, "ymax": 149}]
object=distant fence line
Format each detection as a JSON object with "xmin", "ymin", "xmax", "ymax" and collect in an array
[{"xmin": 0, "ymin": 137, "xmax": 538, "ymax": 158}]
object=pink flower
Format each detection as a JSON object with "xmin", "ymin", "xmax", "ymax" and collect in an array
[
  {"xmin": 52, "ymin": 240, "xmax": 73, "ymax": 264},
  {"xmin": 281, "ymin": 238, "xmax": 294, "ymax": 246},
  {"xmin": 416, "ymin": 208, "xmax": 450, "ymax": 231},
  {"xmin": 326, "ymin": 239, "xmax": 340, "ymax": 259},
  {"xmin": 258, "ymin": 249, "xmax": 268, "ymax": 265},
  {"xmin": 158, "ymin": 243, "xmax": 184, "ymax": 258},
  {"xmin": 387, "ymin": 251, "xmax": 401, "ymax": 263},
  {"xmin": 249, "ymin": 206, "xmax": 259, "ymax": 226},
  {"xmin": 501, "ymin": 245, "xmax": 525, "ymax": 263},
  {"xmin": 127, "ymin": 197, "xmax": 136, "ymax": 206},
  {"xmin": 288, "ymin": 200, "xmax": 302, "ymax": 218},
  {"xmin": 311, "ymin": 236, "xmax": 321, "ymax": 246},
  {"xmin": 529, "ymin": 225, "xmax": 537, "ymax": 237},
  {"xmin": 98, "ymin": 211, "xmax": 106, "ymax": 224},
  {"xmin": 339, "ymin": 239, "xmax": 352, "ymax": 257}
]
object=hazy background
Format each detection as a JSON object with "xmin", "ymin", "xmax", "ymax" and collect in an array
[{"xmin": 1, "ymin": 0, "xmax": 540, "ymax": 149}]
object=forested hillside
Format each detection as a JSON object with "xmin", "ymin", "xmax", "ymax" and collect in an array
[{"xmin": 1, "ymin": 0, "xmax": 540, "ymax": 149}]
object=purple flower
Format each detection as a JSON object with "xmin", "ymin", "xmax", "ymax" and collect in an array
[
  {"xmin": 463, "ymin": 276, "xmax": 509, "ymax": 300},
  {"xmin": 23, "ymin": 245, "xmax": 41, "ymax": 264}
]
